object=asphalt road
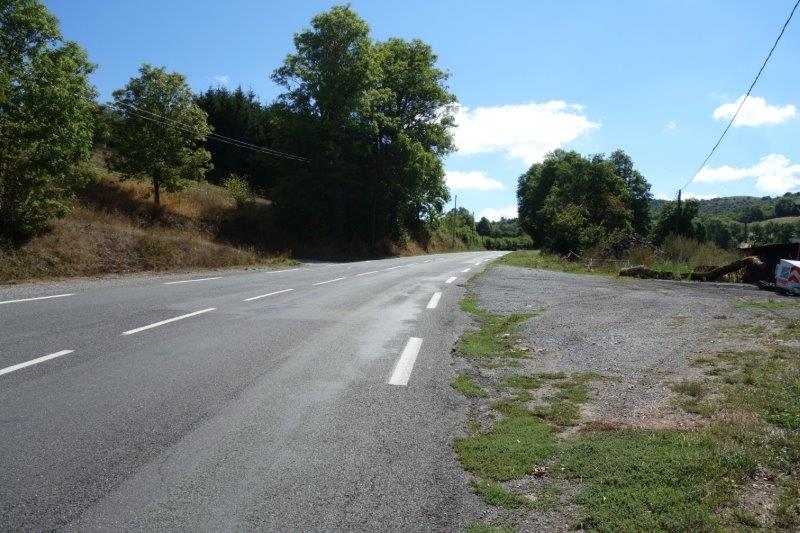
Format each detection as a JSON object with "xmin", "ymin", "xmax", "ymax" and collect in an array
[{"xmin": 0, "ymin": 251, "xmax": 504, "ymax": 530}]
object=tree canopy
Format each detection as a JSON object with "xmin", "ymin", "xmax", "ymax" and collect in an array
[
  {"xmin": 517, "ymin": 150, "xmax": 639, "ymax": 254},
  {"xmin": 109, "ymin": 64, "xmax": 212, "ymax": 209},
  {"xmin": 0, "ymin": 0, "xmax": 96, "ymax": 241},
  {"xmin": 269, "ymin": 5, "xmax": 455, "ymax": 247}
]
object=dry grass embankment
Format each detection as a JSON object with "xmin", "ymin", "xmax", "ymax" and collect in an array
[{"xmin": 0, "ymin": 166, "xmax": 293, "ymax": 284}]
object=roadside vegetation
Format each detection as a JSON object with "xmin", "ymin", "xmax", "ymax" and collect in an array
[
  {"xmin": 453, "ymin": 285, "xmax": 800, "ymax": 531},
  {"xmin": 498, "ymin": 233, "xmax": 739, "ymax": 280}
]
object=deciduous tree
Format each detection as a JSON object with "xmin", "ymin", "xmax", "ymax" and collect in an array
[
  {"xmin": 110, "ymin": 64, "xmax": 212, "ymax": 210},
  {"xmin": 0, "ymin": 0, "xmax": 96, "ymax": 241}
]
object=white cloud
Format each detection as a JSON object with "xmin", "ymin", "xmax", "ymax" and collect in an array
[
  {"xmin": 478, "ymin": 204, "xmax": 518, "ymax": 221},
  {"xmin": 211, "ymin": 74, "xmax": 230, "ymax": 86},
  {"xmin": 665, "ymin": 120, "xmax": 678, "ymax": 131},
  {"xmin": 445, "ymin": 170, "xmax": 505, "ymax": 191},
  {"xmin": 452, "ymin": 101, "xmax": 599, "ymax": 165},
  {"xmin": 694, "ymin": 154, "xmax": 800, "ymax": 194},
  {"xmin": 712, "ymin": 95, "xmax": 796, "ymax": 127}
]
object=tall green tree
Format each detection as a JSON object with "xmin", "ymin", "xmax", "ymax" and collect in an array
[
  {"xmin": 517, "ymin": 150, "xmax": 634, "ymax": 254},
  {"xmin": 652, "ymin": 198, "xmax": 699, "ymax": 243},
  {"xmin": 0, "ymin": 0, "xmax": 96, "ymax": 241},
  {"xmin": 476, "ymin": 217, "xmax": 492, "ymax": 236},
  {"xmin": 109, "ymin": 64, "xmax": 212, "ymax": 209},
  {"xmin": 270, "ymin": 5, "xmax": 454, "ymax": 247},
  {"xmin": 195, "ymin": 86, "xmax": 275, "ymax": 190},
  {"xmin": 609, "ymin": 149, "xmax": 652, "ymax": 236}
]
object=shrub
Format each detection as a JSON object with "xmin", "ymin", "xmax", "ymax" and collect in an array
[{"xmin": 223, "ymin": 174, "xmax": 253, "ymax": 207}]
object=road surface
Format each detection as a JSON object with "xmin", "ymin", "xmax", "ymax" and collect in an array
[{"xmin": 0, "ymin": 251, "xmax": 503, "ymax": 530}]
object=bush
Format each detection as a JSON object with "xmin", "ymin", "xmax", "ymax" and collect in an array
[{"xmin": 223, "ymin": 174, "xmax": 253, "ymax": 207}]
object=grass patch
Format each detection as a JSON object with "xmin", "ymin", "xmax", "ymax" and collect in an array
[
  {"xmin": 458, "ymin": 295, "xmax": 531, "ymax": 361},
  {"xmin": 471, "ymin": 479, "xmax": 531, "ymax": 509},
  {"xmin": 776, "ymin": 477, "xmax": 800, "ymax": 528},
  {"xmin": 452, "ymin": 374, "xmax": 488, "ymax": 398},
  {"xmin": 455, "ymin": 405, "xmax": 555, "ymax": 481},
  {"xmin": 715, "ymin": 349, "xmax": 800, "ymax": 430},
  {"xmin": 499, "ymin": 250, "xmax": 614, "ymax": 276},
  {"xmin": 560, "ymin": 428, "xmax": 756, "ymax": 532},
  {"xmin": 736, "ymin": 298, "xmax": 800, "ymax": 311},
  {"xmin": 779, "ymin": 320, "xmax": 800, "ymax": 340}
]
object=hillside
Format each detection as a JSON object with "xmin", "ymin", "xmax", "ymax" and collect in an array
[
  {"xmin": 651, "ymin": 191, "xmax": 800, "ymax": 220},
  {"xmin": 0, "ymin": 165, "xmax": 295, "ymax": 284},
  {"xmin": 0, "ymin": 161, "xmax": 490, "ymax": 284}
]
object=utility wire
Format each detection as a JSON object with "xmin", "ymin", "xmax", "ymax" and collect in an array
[
  {"xmin": 113, "ymin": 101, "xmax": 310, "ymax": 163},
  {"xmin": 679, "ymin": 0, "xmax": 800, "ymax": 194}
]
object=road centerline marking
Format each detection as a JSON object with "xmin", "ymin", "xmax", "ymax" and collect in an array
[
  {"xmin": 313, "ymin": 277, "xmax": 346, "ymax": 286},
  {"xmin": 388, "ymin": 337, "xmax": 423, "ymax": 386},
  {"xmin": 426, "ymin": 292, "xmax": 442, "ymax": 309},
  {"xmin": 461, "ymin": 268, "xmax": 471, "ymax": 273},
  {"xmin": 243, "ymin": 288, "xmax": 294, "ymax": 302},
  {"xmin": 383, "ymin": 265, "xmax": 404, "ymax": 271},
  {"xmin": 445, "ymin": 276, "xmax": 457, "ymax": 284},
  {"xmin": 355, "ymin": 270, "xmax": 380, "ymax": 277},
  {"xmin": 0, "ymin": 350, "xmax": 74, "ymax": 376},
  {"xmin": 163, "ymin": 277, "xmax": 222, "ymax": 285},
  {"xmin": 0, "ymin": 293, "xmax": 74, "ymax": 305},
  {"xmin": 122, "ymin": 308, "xmax": 216, "ymax": 336}
]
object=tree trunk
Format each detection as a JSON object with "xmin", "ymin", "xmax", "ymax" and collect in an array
[{"xmin": 153, "ymin": 177, "xmax": 161, "ymax": 210}]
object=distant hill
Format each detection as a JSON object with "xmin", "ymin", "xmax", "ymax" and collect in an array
[{"xmin": 650, "ymin": 191, "xmax": 800, "ymax": 221}]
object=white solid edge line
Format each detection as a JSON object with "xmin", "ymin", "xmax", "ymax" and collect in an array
[
  {"xmin": 445, "ymin": 276, "xmax": 457, "ymax": 284},
  {"xmin": 388, "ymin": 337, "xmax": 423, "ymax": 386},
  {"xmin": 355, "ymin": 270, "xmax": 380, "ymax": 277},
  {"xmin": 243, "ymin": 288, "xmax": 294, "ymax": 302},
  {"xmin": 263, "ymin": 268, "xmax": 300, "ymax": 274},
  {"xmin": 462, "ymin": 268, "xmax": 471, "ymax": 273},
  {"xmin": 313, "ymin": 277, "xmax": 346, "ymax": 286},
  {"xmin": 426, "ymin": 292, "xmax": 442, "ymax": 309},
  {"xmin": 122, "ymin": 308, "xmax": 216, "ymax": 336},
  {"xmin": 0, "ymin": 350, "xmax": 74, "ymax": 377},
  {"xmin": 0, "ymin": 293, "xmax": 74, "ymax": 305},
  {"xmin": 163, "ymin": 277, "xmax": 222, "ymax": 285}
]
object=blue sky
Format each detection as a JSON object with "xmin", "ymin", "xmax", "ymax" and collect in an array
[{"xmin": 47, "ymin": 0, "xmax": 800, "ymax": 220}]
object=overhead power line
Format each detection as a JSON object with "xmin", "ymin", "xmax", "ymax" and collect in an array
[
  {"xmin": 113, "ymin": 101, "xmax": 310, "ymax": 163},
  {"xmin": 679, "ymin": 0, "xmax": 800, "ymax": 194}
]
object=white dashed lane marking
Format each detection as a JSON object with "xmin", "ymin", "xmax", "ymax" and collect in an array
[
  {"xmin": 122, "ymin": 308, "xmax": 216, "ymax": 336},
  {"xmin": 0, "ymin": 294, "xmax": 74, "ymax": 305},
  {"xmin": 426, "ymin": 292, "xmax": 442, "ymax": 309},
  {"xmin": 0, "ymin": 350, "xmax": 75, "ymax": 377},
  {"xmin": 313, "ymin": 277, "xmax": 346, "ymax": 286},
  {"xmin": 243, "ymin": 288, "xmax": 294, "ymax": 302},
  {"xmin": 388, "ymin": 337, "xmax": 423, "ymax": 386}
]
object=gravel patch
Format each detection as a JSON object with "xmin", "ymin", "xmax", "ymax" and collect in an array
[{"xmin": 469, "ymin": 264, "xmax": 787, "ymax": 426}]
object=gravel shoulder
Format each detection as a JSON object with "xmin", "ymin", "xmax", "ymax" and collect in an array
[
  {"xmin": 470, "ymin": 264, "xmax": 774, "ymax": 426},
  {"xmin": 454, "ymin": 262, "xmax": 800, "ymax": 531}
]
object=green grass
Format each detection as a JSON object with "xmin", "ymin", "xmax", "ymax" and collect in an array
[
  {"xmin": 560, "ymin": 428, "xmax": 756, "ymax": 532},
  {"xmin": 471, "ymin": 479, "xmax": 531, "ymax": 509},
  {"xmin": 452, "ymin": 374, "xmax": 488, "ymax": 398},
  {"xmin": 715, "ymin": 349, "xmax": 800, "ymax": 430},
  {"xmin": 736, "ymin": 298, "xmax": 800, "ymax": 311},
  {"xmin": 776, "ymin": 477, "xmax": 800, "ymax": 528},
  {"xmin": 455, "ymin": 405, "xmax": 555, "ymax": 481},
  {"xmin": 498, "ymin": 250, "xmax": 614, "ymax": 275},
  {"xmin": 458, "ymin": 295, "xmax": 531, "ymax": 361}
]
